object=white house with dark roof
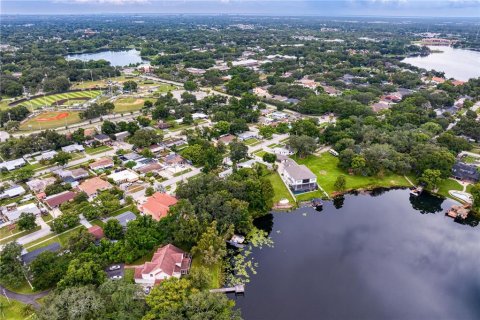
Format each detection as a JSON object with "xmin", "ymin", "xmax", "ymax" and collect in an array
[{"xmin": 280, "ymin": 158, "xmax": 318, "ymax": 193}]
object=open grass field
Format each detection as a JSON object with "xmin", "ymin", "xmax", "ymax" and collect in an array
[
  {"xmin": 19, "ymin": 111, "xmax": 81, "ymax": 131},
  {"xmin": 436, "ymin": 178, "xmax": 464, "ymax": 198},
  {"xmin": 191, "ymin": 255, "xmax": 222, "ymax": 289},
  {"xmin": 267, "ymin": 172, "xmax": 295, "ymax": 204},
  {"xmin": 24, "ymin": 225, "xmax": 81, "ymax": 252},
  {"xmin": 71, "ymin": 76, "xmax": 130, "ymax": 89},
  {"xmin": 15, "ymin": 90, "xmax": 101, "ymax": 109},
  {"xmin": 0, "ymin": 296, "xmax": 34, "ymax": 320},
  {"xmin": 155, "ymin": 83, "xmax": 178, "ymax": 94},
  {"xmin": 114, "ymin": 97, "xmax": 153, "ymax": 113},
  {"xmin": 295, "ymin": 153, "xmax": 411, "ymax": 201}
]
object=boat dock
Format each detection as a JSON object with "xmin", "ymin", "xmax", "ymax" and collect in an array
[
  {"xmin": 210, "ymin": 284, "xmax": 245, "ymax": 295},
  {"xmin": 446, "ymin": 204, "xmax": 470, "ymax": 219}
]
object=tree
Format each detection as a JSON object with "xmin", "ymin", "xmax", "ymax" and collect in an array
[
  {"xmin": 145, "ymin": 186, "xmax": 154, "ymax": 197},
  {"xmin": 287, "ymin": 135, "xmax": 317, "ymax": 158},
  {"xmin": 334, "ymin": 175, "xmax": 347, "ymax": 191},
  {"xmin": 290, "ymin": 119, "xmax": 319, "ymax": 137},
  {"xmin": 67, "ymin": 228, "xmax": 95, "ymax": 253},
  {"xmin": 144, "ymin": 278, "xmax": 191, "ymax": 319},
  {"xmin": 262, "ymin": 152, "xmax": 277, "ymax": 163},
  {"xmin": 58, "ymin": 259, "xmax": 106, "ymax": 289},
  {"xmin": 213, "ymin": 121, "xmax": 230, "ymax": 136},
  {"xmin": 13, "ymin": 167, "xmax": 34, "ymax": 182},
  {"xmin": 471, "ymin": 183, "xmax": 480, "ymax": 212},
  {"xmin": 259, "ymin": 125, "xmax": 275, "ymax": 139},
  {"xmin": 123, "ymin": 80, "xmax": 138, "ymax": 92},
  {"xmin": 129, "ymin": 129, "xmax": 162, "ymax": 148},
  {"xmin": 192, "ymin": 221, "xmax": 227, "ymax": 266},
  {"xmin": 30, "ymin": 251, "xmax": 70, "ymax": 290},
  {"xmin": 52, "ymin": 151, "xmax": 72, "ymax": 166},
  {"xmin": 17, "ymin": 212, "xmax": 37, "ymax": 231},
  {"xmin": 182, "ymin": 291, "xmax": 242, "ymax": 320},
  {"xmin": 0, "ymin": 242, "xmax": 25, "ymax": 289},
  {"xmin": 37, "ymin": 286, "xmax": 106, "ymax": 320},
  {"xmin": 104, "ymin": 219, "xmax": 124, "ymax": 240},
  {"xmin": 419, "ymin": 169, "xmax": 443, "ymax": 191},
  {"xmin": 101, "ymin": 120, "xmax": 117, "ymax": 135},
  {"xmin": 230, "ymin": 140, "xmax": 248, "ymax": 165},
  {"xmin": 183, "ymin": 112, "xmax": 194, "ymax": 125},
  {"xmin": 93, "ymin": 191, "xmax": 121, "ymax": 216},
  {"xmin": 184, "ymin": 80, "xmax": 198, "ymax": 91}
]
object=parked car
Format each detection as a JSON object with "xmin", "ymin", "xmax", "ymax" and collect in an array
[
  {"xmin": 109, "ymin": 265, "xmax": 121, "ymax": 271},
  {"xmin": 111, "ymin": 275, "xmax": 123, "ymax": 280}
]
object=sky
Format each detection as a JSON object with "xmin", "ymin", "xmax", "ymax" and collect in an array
[{"xmin": 1, "ymin": 0, "xmax": 480, "ymax": 17}]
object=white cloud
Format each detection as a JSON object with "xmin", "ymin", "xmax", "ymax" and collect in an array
[{"xmin": 71, "ymin": 0, "xmax": 149, "ymax": 4}]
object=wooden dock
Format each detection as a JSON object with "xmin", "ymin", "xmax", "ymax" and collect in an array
[{"xmin": 210, "ymin": 284, "xmax": 245, "ymax": 295}]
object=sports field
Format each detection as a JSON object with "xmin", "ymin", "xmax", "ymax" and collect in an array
[
  {"xmin": 14, "ymin": 90, "xmax": 101, "ymax": 108},
  {"xmin": 114, "ymin": 97, "xmax": 153, "ymax": 112},
  {"xmin": 19, "ymin": 111, "xmax": 81, "ymax": 131}
]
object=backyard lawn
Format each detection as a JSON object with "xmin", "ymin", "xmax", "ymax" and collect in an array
[
  {"xmin": 244, "ymin": 138, "xmax": 261, "ymax": 146},
  {"xmin": 266, "ymin": 172, "xmax": 295, "ymax": 204},
  {"xmin": 191, "ymin": 255, "xmax": 222, "ymax": 289},
  {"xmin": 85, "ymin": 145, "xmax": 113, "ymax": 155},
  {"xmin": 0, "ymin": 296, "xmax": 34, "ymax": 320},
  {"xmin": 436, "ymin": 178, "xmax": 464, "ymax": 198},
  {"xmin": 295, "ymin": 153, "xmax": 410, "ymax": 201}
]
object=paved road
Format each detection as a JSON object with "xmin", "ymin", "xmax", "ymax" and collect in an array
[
  {"xmin": 16, "ymin": 217, "xmax": 52, "ymax": 246},
  {"xmin": 79, "ymin": 214, "xmax": 92, "ymax": 228},
  {"xmin": 159, "ymin": 167, "xmax": 202, "ymax": 188},
  {"xmin": 0, "ymin": 284, "xmax": 50, "ymax": 309}
]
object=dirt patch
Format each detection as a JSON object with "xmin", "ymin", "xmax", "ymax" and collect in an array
[
  {"xmin": 117, "ymin": 99, "xmax": 143, "ymax": 105},
  {"xmin": 36, "ymin": 112, "xmax": 70, "ymax": 122}
]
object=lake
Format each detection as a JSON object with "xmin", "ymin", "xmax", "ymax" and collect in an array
[
  {"xmin": 234, "ymin": 189, "xmax": 480, "ymax": 320},
  {"xmin": 402, "ymin": 46, "xmax": 480, "ymax": 81},
  {"xmin": 65, "ymin": 49, "xmax": 146, "ymax": 67}
]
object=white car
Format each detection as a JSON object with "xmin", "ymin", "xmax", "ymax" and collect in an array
[
  {"xmin": 111, "ymin": 275, "xmax": 123, "ymax": 280},
  {"xmin": 109, "ymin": 265, "xmax": 121, "ymax": 271}
]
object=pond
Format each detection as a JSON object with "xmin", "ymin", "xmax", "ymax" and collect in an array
[
  {"xmin": 402, "ymin": 46, "xmax": 480, "ymax": 81},
  {"xmin": 65, "ymin": 49, "xmax": 146, "ymax": 67},
  {"xmin": 233, "ymin": 189, "xmax": 480, "ymax": 320}
]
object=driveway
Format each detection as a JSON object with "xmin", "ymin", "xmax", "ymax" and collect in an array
[{"xmin": 0, "ymin": 284, "xmax": 50, "ymax": 309}]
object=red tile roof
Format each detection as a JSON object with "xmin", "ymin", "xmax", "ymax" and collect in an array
[
  {"xmin": 78, "ymin": 177, "xmax": 112, "ymax": 196},
  {"xmin": 44, "ymin": 191, "xmax": 76, "ymax": 208},
  {"xmin": 134, "ymin": 244, "xmax": 190, "ymax": 281},
  {"xmin": 88, "ymin": 225, "xmax": 104, "ymax": 240},
  {"xmin": 140, "ymin": 192, "xmax": 178, "ymax": 221}
]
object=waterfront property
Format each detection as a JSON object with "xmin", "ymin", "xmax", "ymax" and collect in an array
[
  {"xmin": 134, "ymin": 244, "xmax": 191, "ymax": 287},
  {"xmin": 279, "ymin": 158, "xmax": 318, "ymax": 193}
]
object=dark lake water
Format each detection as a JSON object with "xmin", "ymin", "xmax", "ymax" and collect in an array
[
  {"xmin": 233, "ymin": 189, "xmax": 480, "ymax": 320},
  {"xmin": 65, "ymin": 49, "xmax": 146, "ymax": 67}
]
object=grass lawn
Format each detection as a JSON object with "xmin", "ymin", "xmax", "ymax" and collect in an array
[
  {"xmin": 114, "ymin": 97, "xmax": 153, "ymax": 113},
  {"xmin": 436, "ymin": 178, "xmax": 464, "ymax": 198},
  {"xmin": 85, "ymin": 145, "xmax": 113, "ymax": 155},
  {"xmin": 0, "ymin": 226, "xmax": 42, "ymax": 246},
  {"xmin": 71, "ymin": 76, "xmax": 129, "ymax": 89},
  {"xmin": 19, "ymin": 111, "xmax": 81, "ymax": 131},
  {"xmin": 253, "ymin": 150, "xmax": 267, "ymax": 158},
  {"xmin": 266, "ymin": 172, "xmax": 295, "ymax": 204},
  {"xmin": 173, "ymin": 168, "xmax": 192, "ymax": 177},
  {"xmin": 244, "ymin": 138, "xmax": 261, "ymax": 146},
  {"xmin": 14, "ymin": 90, "xmax": 101, "ymax": 109},
  {"xmin": 295, "ymin": 153, "xmax": 410, "ymax": 201},
  {"xmin": 191, "ymin": 255, "xmax": 222, "ymax": 289},
  {"xmin": 0, "ymin": 276, "xmax": 34, "ymax": 295},
  {"xmin": 463, "ymin": 155, "xmax": 479, "ymax": 164},
  {"xmin": 24, "ymin": 225, "xmax": 81, "ymax": 252},
  {"xmin": 124, "ymin": 268, "xmax": 135, "ymax": 283},
  {"xmin": 155, "ymin": 83, "xmax": 178, "ymax": 94},
  {"xmin": 0, "ymin": 296, "xmax": 34, "ymax": 320}
]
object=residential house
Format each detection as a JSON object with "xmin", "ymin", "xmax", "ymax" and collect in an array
[
  {"xmin": 114, "ymin": 131, "xmax": 130, "ymax": 142},
  {"xmin": 88, "ymin": 225, "xmax": 105, "ymax": 241},
  {"xmin": 44, "ymin": 190, "xmax": 76, "ymax": 209},
  {"xmin": 104, "ymin": 211, "xmax": 137, "ymax": 228},
  {"xmin": 280, "ymin": 159, "xmax": 318, "ymax": 192},
  {"xmin": 26, "ymin": 177, "xmax": 56, "ymax": 194},
  {"xmin": 185, "ymin": 67, "xmax": 206, "ymax": 75},
  {"xmin": 192, "ymin": 112, "xmax": 208, "ymax": 120},
  {"xmin": 237, "ymin": 131, "xmax": 258, "ymax": 141},
  {"xmin": 78, "ymin": 177, "xmax": 113, "ymax": 198},
  {"xmin": 94, "ymin": 134, "xmax": 111, "ymax": 144},
  {"xmin": 1, "ymin": 203, "xmax": 41, "ymax": 224},
  {"xmin": 0, "ymin": 158, "xmax": 26, "ymax": 171},
  {"xmin": 163, "ymin": 154, "xmax": 187, "ymax": 166},
  {"xmin": 139, "ymin": 192, "xmax": 178, "ymax": 221},
  {"xmin": 157, "ymin": 122, "xmax": 171, "ymax": 130},
  {"xmin": 70, "ymin": 168, "xmax": 89, "ymax": 180},
  {"xmin": 35, "ymin": 150, "xmax": 57, "ymax": 162},
  {"xmin": 21, "ymin": 242, "xmax": 61, "ymax": 265},
  {"xmin": 62, "ymin": 144, "xmax": 85, "ymax": 153},
  {"xmin": 0, "ymin": 185, "xmax": 26, "ymax": 199},
  {"xmin": 137, "ymin": 162, "xmax": 163, "ymax": 175},
  {"xmin": 89, "ymin": 157, "xmax": 114, "ymax": 171},
  {"xmin": 134, "ymin": 244, "xmax": 191, "ymax": 287},
  {"xmin": 452, "ymin": 162, "xmax": 480, "ymax": 182},
  {"xmin": 217, "ymin": 134, "xmax": 236, "ymax": 145},
  {"xmin": 108, "ymin": 170, "xmax": 139, "ymax": 184},
  {"xmin": 273, "ymin": 147, "xmax": 294, "ymax": 156}
]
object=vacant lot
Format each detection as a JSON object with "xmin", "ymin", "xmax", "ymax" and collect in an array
[
  {"xmin": 295, "ymin": 153, "xmax": 410, "ymax": 201},
  {"xmin": 114, "ymin": 97, "xmax": 153, "ymax": 112},
  {"xmin": 19, "ymin": 111, "xmax": 81, "ymax": 131}
]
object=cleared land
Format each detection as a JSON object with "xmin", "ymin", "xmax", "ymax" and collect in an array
[
  {"xmin": 14, "ymin": 90, "xmax": 101, "ymax": 109},
  {"xmin": 19, "ymin": 111, "xmax": 81, "ymax": 131},
  {"xmin": 267, "ymin": 172, "xmax": 295, "ymax": 204},
  {"xmin": 295, "ymin": 153, "xmax": 410, "ymax": 201}
]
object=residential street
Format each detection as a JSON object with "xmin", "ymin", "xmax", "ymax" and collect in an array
[{"xmin": 0, "ymin": 284, "xmax": 50, "ymax": 309}]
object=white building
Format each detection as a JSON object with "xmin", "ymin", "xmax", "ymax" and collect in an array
[
  {"xmin": 108, "ymin": 170, "xmax": 139, "ymax": 184},
  {"xmin": 280, "ymin": 159, "xmax": 318, "ymax": 193},
  {"xmin": 0, "ymin": 158, "xmax": 26, "ymax": 171},
  {"xmin": 0, "ymin": 185, "xmax": 26, "ymax": 199}
]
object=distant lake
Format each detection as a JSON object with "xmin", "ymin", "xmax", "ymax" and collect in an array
[
  {"xmin": 233, "ymin": 189, "xmax": 480, "ymax": 320},
  {"xmin": 65, "ymin": 49, "xmax": 146, "ymax": 67},
  {"xmin": 402, "ymin": 46, "xmax": 480, "ymax": 81}
]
